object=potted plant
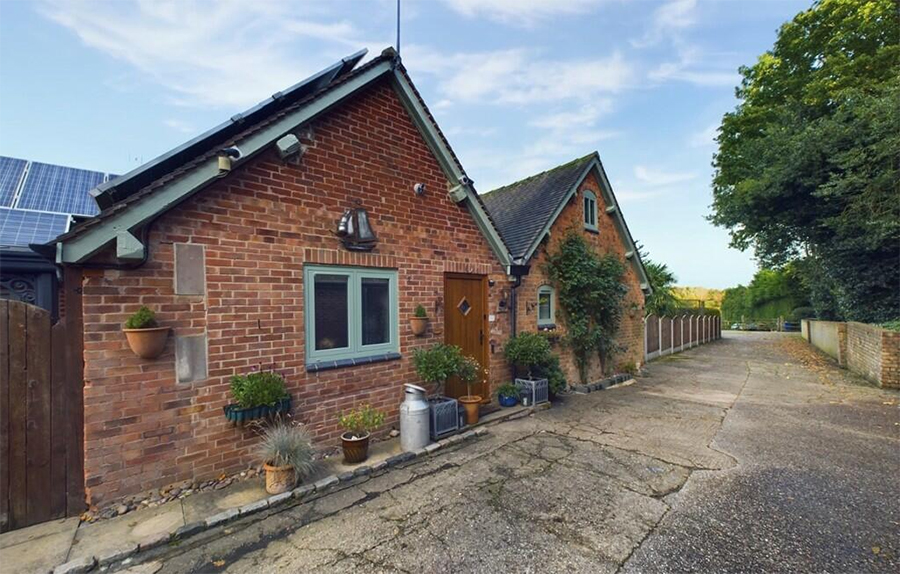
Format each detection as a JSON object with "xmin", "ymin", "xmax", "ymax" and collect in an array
[
  {"xmin": 456, "ymin": 356, "xmax": 484, "ymax": 424},
  {"xmin": 410, "ymin": 304, "xmax": 429, "ymax": 336},
  {"xmin": 257, "ymin": 420, "xmax": 317, "ymax": 494},
  {"xmin": 338, "ymin": 404, "xmax": 385, "ymax": 464},
  {"xmin": 412, "ymin": 343, "xmax": 466, "ymax": 437},
  {"xmin": 497, "ymin": 383, "xmax": 520, "ymax": 407},
  {"xmin": 123, "ymin": 306, "xmax": 170, "ymax": 359},
  {"xmin": 504, "ymin": 332, "xmax": 568, "ymax": 403},
  {"xmin": 224, "ymin": 370, "xmax": 291, "ymax": 425}
]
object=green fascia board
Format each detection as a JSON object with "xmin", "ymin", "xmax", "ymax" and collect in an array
[
  {"xmin": 389, "ymin": 69, "xmax": 512, "ymax": 268},
  {"xmin": 60, "ymin": 60, "xmax": 394, "ymax": 264},
  {"xmin": 522, "ymin": 154, "xmax": 652, "ymax": 295}
]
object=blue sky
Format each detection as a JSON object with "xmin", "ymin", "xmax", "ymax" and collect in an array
[{"xmin": 0, "ymin": 0, "xmax": 810, "ymax": 288}]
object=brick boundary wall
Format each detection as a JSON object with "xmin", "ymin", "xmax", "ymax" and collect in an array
[{"xmin": 802, "ymin": 320, "xmax": 899, "ymax": 389}]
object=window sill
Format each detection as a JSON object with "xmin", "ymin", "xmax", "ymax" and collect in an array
[
  {"xmin": 583, "ymin": 227, "xmax": 599, "ymax": 234},
  {"xmin": 538, "ymin": 324, "xmax": 557, "ymax": 331},
  {"xmin": 306, "ymin": 352, "xmax": 401, "ymax": 373}
]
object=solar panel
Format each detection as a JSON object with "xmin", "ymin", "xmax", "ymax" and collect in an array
[
  {"xmin": 0, "ymin": 157, "xmax": 27, "ymax": 207},
  {"xmin": 0, "ymin": 207, "xmax": 70, "ymax": 247},
  {"xmin": 16, "ymin": 162, "xmax": 103, "ymax": 216}
]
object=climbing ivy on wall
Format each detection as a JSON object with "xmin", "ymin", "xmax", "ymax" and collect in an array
[{"xmin": 544, "ymin": 230, "xmax": 627, "ymax": 383}]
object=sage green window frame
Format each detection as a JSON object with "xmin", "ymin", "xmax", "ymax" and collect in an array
[
  {"xmin": 537, "ymin": 285, "xmax": 555, "ymax": 327},
  {"xmin": 583, "ymin": 190, "xmax": 598, "ymax": 231},
  {"xmin": 303, "ymin": 265, "xmax": 399, "ymax": 364}
]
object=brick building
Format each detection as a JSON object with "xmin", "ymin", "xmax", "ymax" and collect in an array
[
  {"xmin": 482, "ymin": 154, "xmax": 651, "ymax": 383},
  {"xmin": 44, "ymin": 48, "xmax": 514, "ymax": 505}
]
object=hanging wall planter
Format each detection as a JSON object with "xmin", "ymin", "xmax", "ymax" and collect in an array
[
  {"xmin": 123, "ymin": 306, "xmax": 170, "ymax": 359},
  {"xmin": 410, "ymin": 304, "xmax": 429, "ymax": 336},
  {"xmin": 223, "ymin": 397, "xmax": 291, "ymax": 424}
]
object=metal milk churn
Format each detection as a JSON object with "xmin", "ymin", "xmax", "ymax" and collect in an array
[{"xmin": 400, "ymin": 384, "xmax": 430, "ymax": 451}]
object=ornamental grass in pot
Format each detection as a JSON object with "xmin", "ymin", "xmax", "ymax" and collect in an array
[
  {"xmin": 338, "ymin": 404, "xmax": 385, "ymax": 464},
  {"xmin": 257, "ymin": 420, "xmax": 317, "ymax": 494},
  {"xmin": 123, "ymin": 306, "xmax": 170, "ymax": 359},
  {"xmin": 410, "ymin": 304, "xmax": 429, "ymax": 336}
]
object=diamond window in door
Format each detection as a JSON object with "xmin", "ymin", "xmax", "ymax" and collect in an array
[{"xmin": 457, "ymin": 297, "xmax": 471, "ymax": 316}]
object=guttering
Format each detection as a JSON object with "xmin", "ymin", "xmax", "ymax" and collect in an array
[{"xmin": 507, "ymin": 263, "xmax": 530, "ymax": 335}]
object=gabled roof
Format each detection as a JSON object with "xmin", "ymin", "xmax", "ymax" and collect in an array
[
  {"xmin": 481, "ymin": 154, "xmax": 594, "ymax": 260},
  {"xmin": 481, "ymin": 152, "xmax": 651, "ymax": 293},
  {"xmin": 47, "ymin": 48, "xmax": 512, "ymax": 268}
]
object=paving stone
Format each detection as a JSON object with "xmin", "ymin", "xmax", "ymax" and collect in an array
[
  {"xmin": 52, "ymin": 555, "xmax": 96, "ymax": 574},
  {"xmin": 424, "ymin": 442, "xmax": 442, "ymax": 453},
  {"xmin": 292, "ymin": 484, "xmax": 315, "ymax": 500},
  {"xmin": 238, "ymin": 499, "xmax": 269, "ymax": 516},
  {"xmin": 313, "ymin": 475, "xmax": 339, "ymax": 492},
  {"xmin": 137, "ymin": 531, "xmax": 171, "ymax": 552},
  {"xmin": 336, "ymin": 471, "xmax": 355, "ymax": 482},
  {"xmin": 352, "ymin": 465, "xmax": 373, "ymax": 477},
  {"xmin": 173, "ymin": 521, "xmax": 205, "ymax": 540},
  {"xmin": 98, "ymin": 543, "xmax": 138, "ymax": 566},
  {"xmin": 267, "ymin": 491, "xmax": 293, "ymax": 507},
  {"xmin": 204, "ymin": 508, "xmax": 239, "ymax": 528}
]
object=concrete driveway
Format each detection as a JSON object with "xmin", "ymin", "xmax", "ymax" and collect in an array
[{"xmin": 150, "ymin": 332, "xmax": 899, "ymax": 573}]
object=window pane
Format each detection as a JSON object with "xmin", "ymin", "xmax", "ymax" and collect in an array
[
  {"xmin": 538, "ymin": 291, "xmax": 551, "ymax": 321},
  {"xmin": 584, "ymin": 197, "xmax": 590, "ymax": 223},
  {"xmin": 314, "ymin": 274, "xmax": 349, "ymax": 350},
  {"xmin": 361, "ymin": 277, "xmax": 390, "ymax": 346}
]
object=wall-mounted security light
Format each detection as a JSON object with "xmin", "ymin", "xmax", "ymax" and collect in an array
[
  {"xmin": 414, "ymin": 183, "xmax": 426, "ymax": 196},
  {"xmin": 217, "ymin": 146, "xmax": 242, "ymax": 176},
  {"xmin": 276, "ymin": 134, "xmax": 303, "ymax": 162}
]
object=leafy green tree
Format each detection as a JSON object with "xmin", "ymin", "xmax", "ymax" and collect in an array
[
  {"xmin": 710, "ymin": 0, "xmax": 899, "ymax": 322},
  {"xmin": 721, "ymin": 266, "xmax": 811, "ymax": 323},
  {"xmin": 642, "ymin": 254, "xmax": 680, "ymax": 317}
]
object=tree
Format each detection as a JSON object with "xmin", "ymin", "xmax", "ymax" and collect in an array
[
  {"xmin": 710, "ymin": 0, "xmax": 899, "ymax": 322},
  {"xmin": 643, "ymin": 257, "xmax": 680, "ymax": 316}
]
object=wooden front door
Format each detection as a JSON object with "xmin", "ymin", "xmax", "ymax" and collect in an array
[{"xmin": 443, "ymin": 274, "xmax": 488, "ymax": 400}]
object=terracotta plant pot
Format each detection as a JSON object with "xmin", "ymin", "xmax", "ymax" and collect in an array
[
  {"xmin": 341, "ymin": 432, "xmax": 371, "ymax": 464},
  {"xmin": 459, "ymin": 395, "xmax": 482, "ymax": 425},
  {"xmin": 263, "ymin": 462, "xmax": 295, "ymax": 494},
  {"xmin": 409, "ymin": 317, "xmax": 428, "ymax": 336},
  {"xmin": 123, "ymin": 327, "xmax": 170, "ymax": 359}
]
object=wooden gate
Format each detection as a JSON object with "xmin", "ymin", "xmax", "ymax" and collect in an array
[{"xmin": 0, "ymin": 299, "xmax": 84, "ymax": 532}]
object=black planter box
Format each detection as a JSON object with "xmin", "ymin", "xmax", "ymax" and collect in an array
[{"xmin": 223, "ymin": 397, "xmax": 291, "ymax": 424}]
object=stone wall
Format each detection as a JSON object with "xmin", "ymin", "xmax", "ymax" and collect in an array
[{"xmin": 79, "ymin": 79, "xmax": 511, "ymax": 506}]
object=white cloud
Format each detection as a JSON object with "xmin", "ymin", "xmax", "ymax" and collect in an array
[
  {"xmin": 39, "ymin": 0, "xmax": 377, "ymax": 109},
  {"xmin": 634, "ymin": 165, "xmax": 697, "ymax": 186},
  {"xmin": 633, "ymin": 0, "xmax": 698, "ymax": 48},
  {"xmin": 688, "ymin": 123, "xmax": 719, "ymax": 148},
  {"xmin": 163, "ymin": 119, "xmax": 196, "ymax": 134},
  {"xmin": 404, "ymin": 46, "xmax": 635, "ymax": 106},
  {"xmin": 529, "ymin": 101, "xmax": 614, "ymax": 130},
  {"xmin": 441, "ymin": 0, "xmax": 610, "ymax": 26}
]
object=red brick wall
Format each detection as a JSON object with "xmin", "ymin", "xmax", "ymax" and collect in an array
[
  {"xmin": 514, "ymin": 173, "xmax": 645, "ymax": 384},
  {"xmin": 80, "ymin": 79, "xmax": 511, "ymax": 506},
  {"xmin": 844, "ymin": 322, "xmax": 900, "ymax": 389}
]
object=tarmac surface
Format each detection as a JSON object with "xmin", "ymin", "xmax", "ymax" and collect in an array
[{"xmin": 132, "ymin": 332, "xmax": 900, "ymax": 573}]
